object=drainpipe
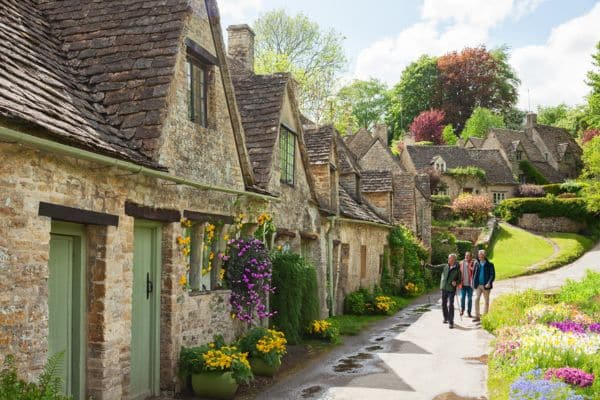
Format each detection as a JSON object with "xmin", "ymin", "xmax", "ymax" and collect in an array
[
  {"xmin": 326, "ymin": 215, "xmax": 337, "ymax": 317},
  {"xmin": 0, "ymin": 127, "xmax": 278, "ymax": 202}
]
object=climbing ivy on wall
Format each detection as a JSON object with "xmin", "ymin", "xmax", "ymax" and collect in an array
[
  {"xmin": 519, "ymin": 160, "xmax": 549, "ymax": 185},
  {"xmin": 388, "ymin": 226, "xmax": 431, "ymax": 295},
  {"xmin": 446, "ymin": 166, "xmax": 487, "ymax": 188}
]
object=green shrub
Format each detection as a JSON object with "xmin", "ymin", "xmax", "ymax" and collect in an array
[
  {"xmin": 431, "ymin": 230, "xmax": 457, "ymax": 265},
  {"xmin": 495, "ymin": 197, "xmax": 593, "ymax": 224},
  {"xmin": 388, "ymin": 226, "xmax": 431, "ymax": 292},
  {"xmin": 344, "ymin": 289, "xmax": 370, "ymax": 315},
  {"xmin": 431, "ymin": 194, "xmax": 451, "ymax": 206},
  {"xmin": 558, "ymin": 270, "xmax": 600, "ymax": 317},
  {"xmin": 270, "ymin": 253, "xmax": 320, "ymax": 344},
  {"xmin": 560, "ymin": 180, "xmax": 586, "ymax": 194},
  {"xmin": 481, "ymin": 289, "xmax": 549, "ymax": 333},
  {"xmin": 519, "ymin": 160, "xmax": 549, "ymax": 184},
  {"xmin": 456, "ymin": 240, "xmax": 473, "ymax": 257},
  {"xmin": 0, "ymin": 353, "xmax": 71, "ymax": 400},
  {"xmin": 542, "ymin": 183, "xmax": 562, "ymax": 195}
]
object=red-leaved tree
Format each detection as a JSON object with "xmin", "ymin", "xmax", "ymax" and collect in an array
[
  {"xmin": 409, "ymin": 109, "xmax": 445, "ymax": 144},
  {"xmin": 582, "ymin": 129, "xmax": 600, "ymax": 144}
]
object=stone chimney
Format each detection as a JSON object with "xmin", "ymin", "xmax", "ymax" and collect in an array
[
  {"xmin": 226, "ymin": 24, "xmax": 255, "ymax": 72},
  {"xmin": 373, "ymin": 123, "xmax": 388, "ymax": 145},
  {"xmin": 525, "ymin": 112, "xmax": 537, "ymax": 129}
]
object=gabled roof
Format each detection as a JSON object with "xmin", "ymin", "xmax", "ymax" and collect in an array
[
  {"xmin": 361, "ymin": 171, "xmax": 393, "ymax": 192},
  {"xmin": 531, "ymin": 161, "xmax": 564, "ymax": 183},
  {"xmin": 339, "ymin": 186, "xmax": 388, "ymax": 225},
  {"xmin": 335, "ymin": 134, "xmax": 362, "ymax": 175},
  {"xmin": 231, "ymin": 72, "xmax": 290, "ymax": 186},
  {"xmin": 533, "ymin": 124, "xmax": 582, "ymax": 161},
  {"xmin": 346, "ymin": 128, "xmax": 374, "ymax": 159},
  {"xmin": 405, "ymin": 145, "xmax": 517, "ymax": 185},
  {"xmin": 465, "ymin": 137, "xmax": 484, "ymax": 148},
  {"xmin": 304, "ymin": 124, "xmax": 335, "ymax": 165},
  {"xmin": 489, "ymin": 128, "xmax": 545, "ymax": 163}
]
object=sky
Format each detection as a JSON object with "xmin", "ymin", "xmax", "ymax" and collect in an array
[{"xmin": 219, "ymin": 0, "xmax": 600, "ymax": 111}]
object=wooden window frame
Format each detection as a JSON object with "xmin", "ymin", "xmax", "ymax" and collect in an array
[
  {"xmin": 360, "ymin": 245, "xmax": 367, "ymax": 279},
  {"xmin": 186, "ymin": 57, "xmax": 209, "ymax": 128},
  {"xmin": 279, "ymin": 125, "xmax": 296, "ymax": 186},
  {"xmin": 493, "ymin": 192, "xmax": 506, "ymax": 205},
  {"xmin": 516, "ymin": 150, "xmax": 523, "ymax": 161}
]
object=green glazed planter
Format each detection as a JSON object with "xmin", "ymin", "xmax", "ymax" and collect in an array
[
  {"xmin": 249, "ymin": 357, "xmax": 281, "ymax": 377},
  {"xmin": 191, "ymin": 371, "xmax": 239, "ymax": 400}
]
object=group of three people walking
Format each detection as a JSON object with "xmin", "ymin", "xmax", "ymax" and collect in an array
[{"xmin": 440, "ymin": 249, "xmax": 496, "ymax": 329}]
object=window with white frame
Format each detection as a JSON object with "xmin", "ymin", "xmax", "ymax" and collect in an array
[
  {"xmin": 493, "ymin": 192, "xmax": 506, "ymax": 205},
  {"xmin": 433, "ymin": 157, "xmax": 446, "ymax": 172}
]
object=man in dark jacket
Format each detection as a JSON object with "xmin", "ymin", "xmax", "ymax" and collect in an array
[
  {"xmin": 440, "ymin": 253, "xmax": 461, "ymax": 329},
  {"xmin": 472, "ymin": 249, "xmax": 495, "ymax": 322}
]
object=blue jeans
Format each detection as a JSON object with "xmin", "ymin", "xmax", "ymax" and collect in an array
[{"xmin": 460, "ymin": 286, "xmax": 473, "ymax": 314}]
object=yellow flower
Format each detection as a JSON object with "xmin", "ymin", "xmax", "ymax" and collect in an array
[
  {"xmin": 209, "ymin": 252, "xmax": 215, "ymax": 261},
  {"xmin": 277, "ymin": 245, "xmax": 283, "ymax": 251},
  {"xmin": 223, "ymin": 234, "xmax": 230, "ymax": 242},
  {"xmin": 179, "ymin": 274, "xmax": 187, "ymax": 287},
  {"xmin": 219, "ymin": 268, "xmax": 225, "ymax": 281}
]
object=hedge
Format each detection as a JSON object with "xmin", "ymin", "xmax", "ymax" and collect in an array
[
  {"xmin": 495, "ymin": 197, "xmax": 592, "ymax": 224},
  {"xmin": 456, "ymin": 240, "xmax": 473, "ymax": 256},
  {"xmin": 542, "ymin": 183, "xmax": 562, "ymax": 196}
]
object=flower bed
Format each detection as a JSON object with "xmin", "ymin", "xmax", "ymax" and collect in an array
[{"xmin": 485, "ymin": 271, "xmax": 600, "ymax": 399}]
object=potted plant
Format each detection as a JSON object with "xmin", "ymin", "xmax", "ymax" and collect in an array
[
  {"xmin": 179, "ymin": 336, "xmax": 253, "ymax": 400},
  {"xmin": 239, "ymin": 327, "xmax": 287, "ymax": 377}
]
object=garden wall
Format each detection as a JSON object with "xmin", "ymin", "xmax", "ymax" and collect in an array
[{"xmin": 517, "ymin": 213, "xmax": 586, "ymax": 233}]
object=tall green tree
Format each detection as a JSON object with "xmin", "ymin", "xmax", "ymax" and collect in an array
[
  {"xmin": 332, "ymin": 78, "xmax": 389, "ymax": 133},
  {"xmin": 537, "ymin": 104, "xmax": 589, "ymax": 137},
  {"xmin": 253, "ymin": 9, "xmax": 347, "ymax": 123},
  {"xmin": 460, "ymin": 107, "xmax": 505, "ymax": 140},
  {"xmin": 387, "ymin": 55, "xmax": 439, "ymax": 139},
  {"xmin": 586, "ymin": 41, "xmax": 600, "ymax": 129},
  {"xmin": 581, "ymin": 136, "xmax": 600, "ymax": 213}
]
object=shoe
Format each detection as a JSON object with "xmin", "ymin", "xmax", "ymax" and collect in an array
[
  {"xmin": 468, "ymin": 313, "xmax": 472, "ymax": 318},
  {"xmin": 449, "ymin": 324, "xmax": 454, "ymax": 329},
  {"xmin": 473, "ymin": 317, "xmax": 481, "ymax": 322},
  {"xmin": 460, "ymin": 310, "xmax": 464, "ymax": 316},
  {"xmin": 443, "ymin": 320, "xmax": 448, "ymax": 324}
]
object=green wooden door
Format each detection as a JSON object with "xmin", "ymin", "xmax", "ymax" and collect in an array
[
  {"xmin": 48, "ymin": 222, "xmax": 85, "ymax": 399},
  {"xmin": 130, "ymin": 221, "xmax": 161, "ymax": 399}
]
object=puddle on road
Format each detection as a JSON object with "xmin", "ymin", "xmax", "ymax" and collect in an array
[
  {"xmin": 333, "ymin": 357, "xmax": 363, "ymax": 373},
  {"xmin": 365, "ymin": 345, "xmax": 383, "ymax": 351},
  {"xmin": 301, "ymin": 385, "xmax": 323, "ymax": 398},
  {"xmin": 374, "ymin": 336, "xmax": 385, "ymax": 342},
  {"xmin": 411, "ymin": 305, "xmax": 432, "ymax": 313}
]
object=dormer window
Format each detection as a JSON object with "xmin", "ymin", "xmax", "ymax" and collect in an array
[
  {"xmin": 516, "ymin": 150, "xmax": 523, "ymax": 161},
  {"xmin": 186, "ymin": 58, "xmax": 208, "ymax": 127},
  {"xmin": 433, "ymin": 157, "xmax": 446, "ymax": 172},
  {"xmin": 279, "ymin": 125, "xmax": 295, "ymax": 185}
]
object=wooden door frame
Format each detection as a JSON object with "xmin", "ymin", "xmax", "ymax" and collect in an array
[
  {"xmin": 133, "ymin": 220, "xmax": 162, "ymax": 397},
  {"xmin": 50, "ymin": 221, "xmax": 86, "ymax": 399}
]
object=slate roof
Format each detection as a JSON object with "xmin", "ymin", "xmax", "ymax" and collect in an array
[
  {"xmin": 531, "ymin": 161, "xmax": 564, "ymax": 183},
  {"xmin": 405, "ymin": 145, "xmax": 517, "ymax": 185},
  {"xmin": 489, "ymin": 128, "xmax": 545, "ymax": 163},
  {"xmin": 346, "ymin": 128, "xmax": 374, "ymax": 159},
  {"xmin": 335, "ymin": 134, "xmax": 361, "ymax": 175},
  {"xmin": 533, "ymin": 124, "xmax": 582, "ymax": 161},
  {"xmin": 0, "ymin": 0, "xmax": 180, "ymax": 167},
  {"xmin": 231, "ymin": 72, "xmax": 290, "ymax": 186},
  {"xmin": 304, "ymin": 124, "xmax": 334, "ymax": 165},
  {"xmin": 339, "ymin": 186, "xmax": 388, "ymax": 224},
  {"xmin": 361, "ymin": 171, "xmax": 393, "ymax": 192}
]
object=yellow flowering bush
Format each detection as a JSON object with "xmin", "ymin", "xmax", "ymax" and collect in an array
[
  {"xmin": 307, "ymin": 320, "xmax": 340, "ymax": 343},
  {"xmin": 404, "ymin": 282, "xmax": 421, "ymax": 297},
  {"xmin": 180, "ymin": 336, "xmax": 253, "ymax": 384},
  {"xmin": 239, "ymin": 328, "xmax": 287, "ymax": 366},
  {"xmin": 374, "ymin": 296, "xmax": 397, "ymax": 314}
]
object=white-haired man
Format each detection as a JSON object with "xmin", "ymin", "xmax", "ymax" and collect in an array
[{"xmin": 472, "ymin": 249, "xmax": 495, "ymax": 322}]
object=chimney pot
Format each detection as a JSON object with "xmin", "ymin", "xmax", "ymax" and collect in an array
[
  {"xmin": 525, "ymin": 113, "xmax": 537, "ymax": 129},
  {"xmin": 227, "ymin": 24, "xmax": 255, "ymax": 73}
]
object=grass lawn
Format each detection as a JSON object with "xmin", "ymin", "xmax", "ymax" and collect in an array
[
  {"xmin": 328, "ymin": 296, "xmax": 411, "ymax": 336},
  {"xmin": 532, "ymin": 232, "xmax": 596, "ymax": 273},
  {"xmin": 488, "ymin": 223, "xmax": 554, "ymax": 280}
]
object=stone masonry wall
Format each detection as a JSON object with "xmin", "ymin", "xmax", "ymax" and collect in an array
[{"xmin": 517, "ymin": 214, "xmax": 586, "ymax": 233}]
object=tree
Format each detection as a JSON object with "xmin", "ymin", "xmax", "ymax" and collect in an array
[
  {"xmin": 442, "ymin": 124, "xmax": 457, "ymax": 145},
  {"xmin": 461, "ymin": 107, "xmax": 505, "ymax": 140},
  {"xmin": 253, "ymin": 9, "xmax": 347, "ymax": 123},
  {"xmin": 503, "ymin": 107, "xmax": 526, "ymax": 130},
  {"xmin": 581, "ymin": 135, "xmax": 600, "ymax": 213},
  {"xmin": 582, "ymin": 129, "xmax": 600, "ymax": 144},
  {"xmin": 586, "ymin": 41, "xmax": 600, "ymax": 129},
  {"xmin": 387, "ymin": 56, "xmax": 439, "ymax": 139},
  {"xmin": 333, "ymin": 78, "xmax": 389, "ymax": 132},
  {"xmin": 436, "ymin": 46, "xmax": 519, "ymax": 131},
  {"xmin": 409, "ymin": 109, "xmax": 445, "ymax": 144},
  {"xmin": 537, "ymin": 104, "xmax": 589, "ymax": 137}
]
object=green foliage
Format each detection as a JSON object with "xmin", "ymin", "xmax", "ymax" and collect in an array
[
  {"xmin": 481, "ymin": 289, "xmax": 547, "ymax": 333},
  {"xmin": 414, "ymin": 140, "xmax": 434, "ymax": 146},
  {"xmin": 431, "ymin": 230, "xmax": 457, "ymax": 265},
  {"xmin": 331, "ymin": 296, "xmax": 410, "ymax": 335},
  {"xmin": 446, "ymin": 166, "xmax": 487, "ymax": 189},
  {"xmin": 495, "ymin": 197, "xmax": 592, "ymax": 224},
  {"xmin": 441, "ymin": 124, "xmax": 457, "ymax": 145},
  {"xmin": 581, "ymin": 136, "xmax": 600, "ymax": 213},
  {"xmin": 542, "ymin": 183, "xmax": 562, "ymax": 196},
  {"xmin": 456, "ymin": 240, "xmax": 473, "ymax": 257},
  {"xmin": 558, "ymin": 270, "xmax": 600, "ymax": 317},
  {"xmin": 332, "ymin": 79, "xmax": 390, "ymax": 133},
  {"xmin": 431, "ymin": 194, "xmax": 451, "ymax": 206},
  {"xmin": 270, "ymin": 253, "xmax": 319, "ymax": 344},
  {"xmin": 389, "ymin": 226, "xmax": 431, "ymax": 292},
  {"xmin": 460, "ymin": 107, "xmax": 505, "ymax": 140},
  {"xmin": 0, "ymin": 352, "xmax": 71, "ymax": 400},
  {"xmin": 344, "ymin": 289, "xmax": 370, "ymax": 315},
  {"xmin": 502, "ymin": 107, "xmax": 526, "ymax": 130},
  {"xmin": 536, "ymin": 104, "xmax": 590, "ymax": 137},
  {"xmin": 238, "ymin": 327, "xmax": 286, "ymax": 367},
  {"xmin": 518, "ymin": 160, "xmax": 549, "ymax": 185},
  {"xmin": 586, "ymin": 41, "xmax": 600, "ymax": 129},
  {"xmin": 306, "ymin": 320, "xmax": 341, "ymax": 344},
  {"xmin": 387, "ymin": 55, "xmax": 439, "ymax": 139},
  {"xmin": 253, "ymin": 9, "xmax": 347, "ymax": 122}
]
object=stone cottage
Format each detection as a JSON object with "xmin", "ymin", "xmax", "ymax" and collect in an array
[
  {"xmin": 0, "ymin": 1, "xmax": 276, "ymax": 398},
  {"xmin": 479, "ymin": 113, "xmax": 583, "ymax": 183},
  {"xmin": 303, "ymin": 123, "xmax": 392, "ymax": 314},
  {"xmin": 400, "ymin": 146, "xmax": 518, "ymax": 204},
  {"xmin": 344, "ymin": 125, "xmax": 432, "ymax": 246}
]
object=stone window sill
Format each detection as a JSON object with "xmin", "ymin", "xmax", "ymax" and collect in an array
[{"xmin": 188, "ymin": 289, "xmax": 231, "ymax": 297}]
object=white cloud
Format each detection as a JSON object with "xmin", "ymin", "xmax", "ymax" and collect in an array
[
  {"xmin": 218, "ymin": 0, "xmax": 263, "ymax": 21},
  {"xmin": 512, "ymin": 3, "xmax": 600, "ymax": 109}
]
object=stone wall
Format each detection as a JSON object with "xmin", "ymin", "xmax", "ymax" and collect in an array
[
  {"xmin": 432, "ymin": 227, "xmax": 483, "ymax": 244},
  {"xmin": 362, "ymin": 192, "xmax": 391, "ymax": 221},
  {"xmin": 517, "ymin": 213, "xmax": 586, "ymax": 233}
]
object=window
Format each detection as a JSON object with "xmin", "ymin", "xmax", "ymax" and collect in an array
[
  {"xmin": 544, "ymin": 153, "xmax": 549, "ymax": 161},
  {"xmin": 187, "ymin": 222, "xmax": 226, "ymax": 291},
  {"xmin": 493, "ymin": 192, "xmax": 506, "ymax": 205},
  {"xmin": 279, "ymin": 126, "xmax": 295, "ymax": 185},
  {"xmin": 186, "ymin": 58, "xmax": 208, "ymax": 127},
  {"xmin": 519, "ymin": 174, "xmax": 526, "ymax": 184},
  {"xmin": 516, "ymin": 150, "xmax": 523, "ymax": 161},
  {"xmin": 360, "ymin": 245, "xmax": 367, "ymax": 279},
  {"xmin": 434, "ymin": 159, "xmax": 446, "ymax": 172}
]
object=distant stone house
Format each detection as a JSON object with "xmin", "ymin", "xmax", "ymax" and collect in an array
[
  {"xmin": 303, "ymin": 124, "xmax": 392, "ymax": 314},
  {"xmin": 344, "ymin": 126, "xmax": 432, "ymax": 246},
  {"xmin": 400, "ymin": 146, "xmax": 518, "ymax": 205},
  {"xmin": 478, "ymin": 113, "xmax": 582, "ymax": 183},
  {"xmin": 0, "ymin": 1, "xmax": 277, "ymax": 399}
]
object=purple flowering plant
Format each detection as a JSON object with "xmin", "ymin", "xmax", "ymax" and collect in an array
[
  {"xmin": 224, "ymin": 238, "xmax": 275, "ymax": 325},
  {"xmin": 544, "ymin": 367, "xmax": 595, "ymax": 388},
  {"xmin": 549, "ymin": 321, "xmax": 587, "ymax": 334}
]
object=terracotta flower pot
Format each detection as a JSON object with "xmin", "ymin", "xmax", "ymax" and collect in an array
[
  {"xmin": 249, "ymin": 356, "xmax": 281, "ymax": 377},
  {"xmin": 191, "ymin": 371, "xmax": 239, "ymax": 400}
]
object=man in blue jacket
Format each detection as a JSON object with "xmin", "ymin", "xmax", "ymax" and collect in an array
[{"xmin": 472, "ymin": 249, "xmax": 495, "ymax": 322}]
